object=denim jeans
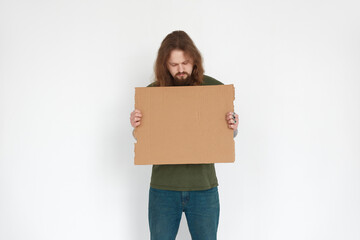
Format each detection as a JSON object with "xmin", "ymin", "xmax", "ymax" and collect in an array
[{"xmin": 148, "ymin": 186, "xmax": 220, "ymax": 240}]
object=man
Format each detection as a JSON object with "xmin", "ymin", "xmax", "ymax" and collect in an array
[{"xmin": 130, "ymin": 30, "xmax": 238, "ymax": 240}]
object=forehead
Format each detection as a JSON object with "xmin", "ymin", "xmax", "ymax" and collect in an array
[{"xmin": 168, "ymin": 49, "xmax": 192, "ymax": 63}]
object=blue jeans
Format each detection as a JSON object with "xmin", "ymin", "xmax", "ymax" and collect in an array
[{"xmin": 148, "ymin": 186, "xmax": 220, "ymax": 240}]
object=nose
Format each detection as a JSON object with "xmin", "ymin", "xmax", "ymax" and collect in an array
[{"xmin": 178, "ymin": 64, "xmax": 184, "ymax": 72}]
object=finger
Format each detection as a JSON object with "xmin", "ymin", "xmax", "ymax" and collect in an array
[
  {"xmin": 234, "ymin": 117, "xmax": 238, "ymax": 124},
  {"xmin": 131, "ymin": 110, "xmax": 142, "ymax": 116},
  {"xmin": 226, "ymin": 114, "xmax": 234, "ymax": 121},
  {"xmin": 228, "ymin": 118, "xmax": 238, "ymax": 127},
  {"xmin": 132, "ymin": 121, "xmax": 141, "ymax": 127},
  {"xmin": 231, "ymin": 113, "xmax": 238, "ymax": 123},
  {"xmin": 131, "ymin": 113, "xmax": 142, "ymax": 121},
  {"xmin": 233, "ymin": 119, "xmax": 239, "ymax": 130},
  {"xmin": 132, "ymin": 118, "xmax": 141, "ymax": 125},
  {"xmin": 226, "ymin": 112, "xmax": 237, "ymax": 121}
]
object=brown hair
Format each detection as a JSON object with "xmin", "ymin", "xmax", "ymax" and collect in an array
[{"xmin": 153, "ymin": 31, "xmax": 204, "ymax": 86}]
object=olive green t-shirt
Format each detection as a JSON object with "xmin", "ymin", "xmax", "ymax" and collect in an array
[{"xmin": 147, "ymin": 75, "xmax": 224, "ymax": 191}]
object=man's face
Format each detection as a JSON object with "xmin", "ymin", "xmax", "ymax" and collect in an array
[{"xmin": 167, "ymin": 49, "xmax": 194, "ymax": 85}]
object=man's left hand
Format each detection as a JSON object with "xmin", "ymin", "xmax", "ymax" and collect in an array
[{"xmin": 225, "ymin": 112, "xmax": 239, "ymax": 130}]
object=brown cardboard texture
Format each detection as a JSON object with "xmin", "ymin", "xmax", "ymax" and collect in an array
[{"xmin": 134, "ymin": 84, "xmax": 235, "ymax": 165}]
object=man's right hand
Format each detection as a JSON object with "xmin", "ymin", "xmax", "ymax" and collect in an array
[{"xmin": 130, "ymin": 109, "xmax": 142, "ymax": 128}]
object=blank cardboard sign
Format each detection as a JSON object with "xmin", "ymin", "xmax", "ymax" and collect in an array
[{"xmin": 134, "ymin": 84, "xmax": 235, "ymax": 165}]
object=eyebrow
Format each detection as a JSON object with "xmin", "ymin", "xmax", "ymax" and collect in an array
[{"xmin": 168, "ymin": 60, "xmax": 189, "ymax": 65}]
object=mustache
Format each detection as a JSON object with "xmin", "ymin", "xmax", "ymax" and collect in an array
[{"xmin": 175, "ymin": 72, "xmax": 189, "ymax": 76}]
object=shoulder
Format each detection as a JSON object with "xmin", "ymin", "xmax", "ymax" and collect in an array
[
  {"xmin": 202, "ymin": 75, "xmax": 224, "ymax": 85},
  {"xmin": 146, "ymin": 82, "xmax": 157, "ymax": 87}
]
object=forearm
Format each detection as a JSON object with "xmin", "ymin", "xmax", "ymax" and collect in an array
[
  {"xmin": 233, "ymin": 129, "xmax": 238, "ymax": 138},
  {"xmin": 132, "ymin": 128, "xmax": 136, "ymax": 140}
]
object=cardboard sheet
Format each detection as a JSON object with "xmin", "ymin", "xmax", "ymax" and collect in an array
[{"xmin": 134, "ymin": 84, "xmax": 235, "ymax": 165}]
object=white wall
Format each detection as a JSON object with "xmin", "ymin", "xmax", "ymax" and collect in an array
[{"xmin": 1, "ymin": 0, "xmax": 359, "ymax": 239}]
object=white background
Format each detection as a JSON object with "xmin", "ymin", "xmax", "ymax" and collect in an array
[{"xmin": 1, "ymin": 0, "xmax": 359, "ymax": 239}]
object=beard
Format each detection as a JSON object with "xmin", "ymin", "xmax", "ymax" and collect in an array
[{"xmin": 172, "ymin": 72, "xmax": 192, "ymax": 86}]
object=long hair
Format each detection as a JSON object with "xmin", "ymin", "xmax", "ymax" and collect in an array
[{"xmin": 153, "ymin": 31, "xmax": 204, "ymax": 86}]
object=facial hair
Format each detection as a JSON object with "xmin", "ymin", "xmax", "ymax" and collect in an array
[{"xmin": 172, "ymin": 72, "xmax": 192, "ymax": 86}]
